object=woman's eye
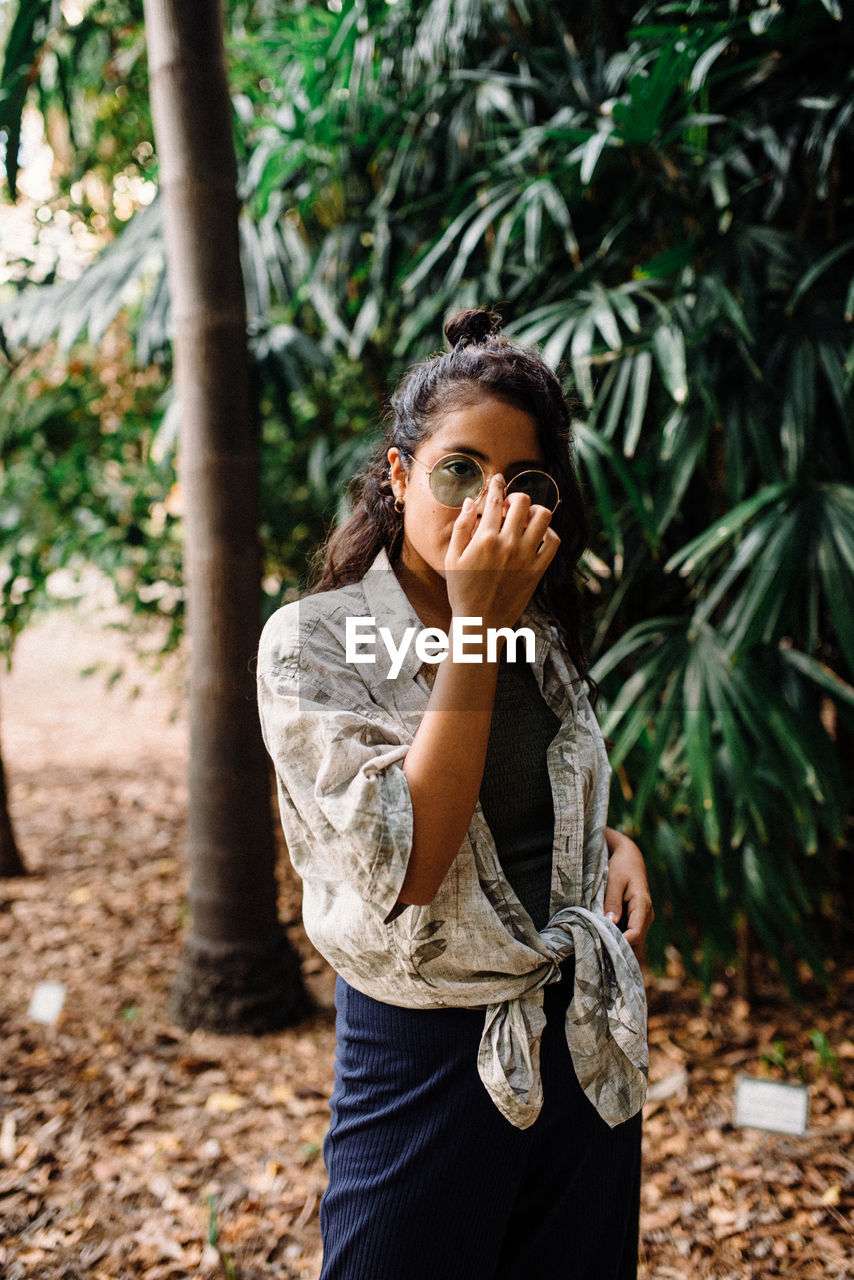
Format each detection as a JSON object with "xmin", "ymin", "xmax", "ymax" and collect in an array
[{"xmin": 444, "ymin": 458, "xmax": 479, "ymax": 478}]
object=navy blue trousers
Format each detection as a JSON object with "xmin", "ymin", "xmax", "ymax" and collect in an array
[{"xmin": 319, "ymin": 969, "xmax": 642, "ymax": 1280}]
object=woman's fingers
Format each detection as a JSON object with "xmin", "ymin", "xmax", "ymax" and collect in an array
[
  {"xmin": 516, "ymin": 504, "xmax": 560, "ymax": 573},
  {"xmin": 447, "ymin": 496, "xmax": 479, "ymax": 563},
  {"xmin": 498, "ymin": 489, "xmax": 532, "ymax": 538},
  {"xmin": 603, "ymin": 829, "xmax": 654, "ymax": 955},
  {"xmin": 520, "ymin": 503, "xmax": 555, "ymax": 549},
  {"xmin": 446, "ymin": 479, "xmax": 559, "ymax": 625},
  {"xmin": 534, "ymin": 525, "xmax": 561, "ymax": 567},
  {"xmin": 475, "ymin": 488, "xmax": 552, "ymax": 560},
  {"xmin": 621, "ymin": 891, "xmax": 655, "ymax": 951},
  {"xmin": 477, "ymin": 473, "xmax": 507, "ymax": 537}
]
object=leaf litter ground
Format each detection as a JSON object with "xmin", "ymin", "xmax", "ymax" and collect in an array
[{"xmin": 1, "ymin": 611, "xmax": 852, "ymax": 1279}]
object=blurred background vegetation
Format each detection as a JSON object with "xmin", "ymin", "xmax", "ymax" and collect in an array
[{"xmin": 1, "ymin": 0, "xmax": 852, "ymax": 989}]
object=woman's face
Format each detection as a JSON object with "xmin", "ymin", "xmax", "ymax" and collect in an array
[{"xmin": 388, "ymin": 395, "xmax": 546, "ymax": 599}]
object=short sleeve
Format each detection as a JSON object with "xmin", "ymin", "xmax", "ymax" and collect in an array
[{"xmin": 257, "ymin": 602, "xmax": 414, "ymax": 921}]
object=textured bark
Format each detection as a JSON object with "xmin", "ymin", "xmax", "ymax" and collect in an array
[
  {"xmin": 0, "ymin": 732, "xmax": 25, "ymax": 878},
  {"xmin": 168, "ymin": 931, "xmax": 309, "ymax": 1035},
  {"xmin": 143, "ymin": 0, "xmax": 308, "ymax": 1029}
]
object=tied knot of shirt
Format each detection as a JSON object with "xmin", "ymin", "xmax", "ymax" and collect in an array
[{"xmin": 476, "ymin": 906, "xmax": 649, "ymax": 1130}]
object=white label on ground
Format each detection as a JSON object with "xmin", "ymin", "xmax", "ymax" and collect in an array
[{"xmin": 734, "ymin": 1075, "xmax": 810, "ymax": 1135}]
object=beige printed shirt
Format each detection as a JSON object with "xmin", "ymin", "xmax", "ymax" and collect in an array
[{"xmin": 257, "ymin": 548, "xmax": 648, "ymax": 1129}]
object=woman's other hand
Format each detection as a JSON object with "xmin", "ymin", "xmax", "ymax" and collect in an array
[{"xmin": 602, "ymin": 827, "xmax": 654, "ymax": 954}]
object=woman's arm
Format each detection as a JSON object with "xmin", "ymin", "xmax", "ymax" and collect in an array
[
  {"xmin": 602, "ymin": 826, "xmax": 654, "ymax": 953},
  {"xmin": 396, "ymin": 650, "xmax": 500, "ymax": 904},
  {"xmin": 397, "ymin": 477, "xmax": 559, "ymax": 905}
]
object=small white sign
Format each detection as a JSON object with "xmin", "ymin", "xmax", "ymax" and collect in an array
[
  {"xmin": 734, "ymin": 1075, "xmax": 809, "ymax": 1136},
  {"xmin": 28, "ymin": 981, "xmax": 67, "ymax": 1025}
]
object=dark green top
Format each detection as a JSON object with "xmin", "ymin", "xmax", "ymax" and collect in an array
[{"xmin": 479, "ymin": 650, "xmax": 561, "ymax": 931}]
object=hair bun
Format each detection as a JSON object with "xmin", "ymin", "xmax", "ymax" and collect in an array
[{"xmin": 444, "ymin": 307, "xmax": 502, "ymax": 349}]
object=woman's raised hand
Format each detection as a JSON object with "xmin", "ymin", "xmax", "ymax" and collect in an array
[{"xmin": 445, "ymin": 473, "xmax": 560, "ymax": 631}]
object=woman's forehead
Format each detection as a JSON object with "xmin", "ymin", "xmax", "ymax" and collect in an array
[{"xmin": 421, "ymin": 397, "xmax": 544, "ymax": 463}]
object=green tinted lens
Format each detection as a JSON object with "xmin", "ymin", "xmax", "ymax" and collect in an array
[
  {"xmin": 506, "ymin": 470, "xmax": 559, "ymax": 510},
  {"xmin": 430, "ymin": 455, "xmax": 484, "ymax": 507}
]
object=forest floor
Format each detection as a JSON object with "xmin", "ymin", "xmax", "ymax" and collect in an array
[{"xmin": 1, "ymin": 607, "xmax": 852, "ymax": 1280}]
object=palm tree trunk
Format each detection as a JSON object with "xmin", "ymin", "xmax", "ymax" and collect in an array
[
  {"xmin": 143, "ymin": 0, "xmax": 307, "ymax": 1031},
  {"xmin": 0, "ymin": 709, "xmax": 25, "ymax": 877}
]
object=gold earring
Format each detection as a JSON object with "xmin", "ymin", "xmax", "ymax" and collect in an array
[{"xmin": 394, "ymin": 496, "xmax": 405, "ymax": 514}]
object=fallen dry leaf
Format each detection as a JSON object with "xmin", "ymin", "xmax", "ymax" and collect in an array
[
  {"xmin": 1, "ymin": 613, "xmax": 852, "ymax": 1280},
  {"xmin": 204, "ymin": 1093, "xmax": 247, "ymax": 1114}
]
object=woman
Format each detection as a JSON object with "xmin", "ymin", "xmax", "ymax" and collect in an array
[{"xmin": 257, "ymin": 308, "xmax": 653, "ymax": 1280}]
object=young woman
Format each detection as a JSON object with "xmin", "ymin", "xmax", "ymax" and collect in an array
[{"xmin": 257, "ymin": 308, "xmax": 653, "ymax": 1280}]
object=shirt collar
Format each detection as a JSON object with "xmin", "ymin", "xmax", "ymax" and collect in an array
[{"xmin": 360, "ymin": 547, "xmax": 430, "ymax": 684}]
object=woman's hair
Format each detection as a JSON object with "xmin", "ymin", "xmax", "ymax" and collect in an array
[{"xmin": 310, "ymin": 307, "xmax": 591, "ymax": 681}]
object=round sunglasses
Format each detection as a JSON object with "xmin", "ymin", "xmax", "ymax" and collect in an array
[{"xmin": 405, "ymin": 452, "xmax": 561, "ymax": 513}]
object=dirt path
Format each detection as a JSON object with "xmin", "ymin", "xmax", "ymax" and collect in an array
[
  {"xmin": 1, "ymin": 609, "xmax": 852, "ymax": 1279},
  {"xmin": 3, "ymin": 608, "xmax": 187, "ymax": 780}
]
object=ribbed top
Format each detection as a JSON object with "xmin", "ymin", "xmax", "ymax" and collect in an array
[{"xmin": 479, "ymin": 651, "xmax": 561, "ymax": 930}]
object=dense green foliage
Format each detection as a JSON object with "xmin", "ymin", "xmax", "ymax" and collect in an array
[
  {"xmin": 0, "ymin": 332, "xmax": 181, "ymax": 655},
  {"xmin": 2, "ymin": 0, "xmax": 852, "ymax": 983}
]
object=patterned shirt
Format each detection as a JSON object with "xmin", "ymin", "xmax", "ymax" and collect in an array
[{"xmin": 257, "ymin": 548, "xmax": 648, "ymax": 1130}]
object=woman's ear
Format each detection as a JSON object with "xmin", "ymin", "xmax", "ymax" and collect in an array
[{"xmin": 387, "ymin": 447, "xmax": 408, "ymax": 504}]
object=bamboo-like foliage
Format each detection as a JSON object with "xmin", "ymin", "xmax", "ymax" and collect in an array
[
  {"xmin": 237, "ymin": 0, "xmax": 854, "ymax": 986},
  {"xmin": 2, "ymin": 0, "xmax": 852, "ymax": 984}
]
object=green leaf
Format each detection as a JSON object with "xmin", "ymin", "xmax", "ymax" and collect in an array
[
  {"xmin": 401, "ymin": 184, "xmax": 511, "ymax": 295},
  {"xmin": 631, "ymin": 670, "xmax": 683, "ymax": 820},
  {"xmin": 594, "ymin": 355, "xmax": 634, "ymax": 441},
  {"xmin": 665, "ymin": 484, "xmax": 793, "ymax": 575},
  {"xmin": 788, "ymin": 240, "xmax": 854, "ymax": 313},
  {"xmin": 568, "ymin": 315, "xmax": 595, "ymax": 405},
  {"xmin": 844, "ymin": 274, "xmax": 854, "ymax": 322},
  {"xmin": 577, "ymin": 129, "xmax": 611, "ymax": 185},
  {"xmin": 687, "ymin": 36, "xmax": 732, "ymax": 94},
  {"xmin": 633, "ymin": 241, "xmax": 696, "ymax": 281},
  {"xmin": 574, "ymin": 422, "xmax": 658, "ymax": 543},
  {"xmin": 682, "ymin": 636, "xmax": 720, "ymax": 853},
  {"xmin": 652, "ymin": 324, "xmax": 688, "ymax": 404},
  {"xmin": 780, "ymin": 649, "xmax": 854, "ymax": 712},
  {"xmin": 623, "ymin": 350, "xmax": 652, "ymax": 457},
  {"xmin": 589, "ymin": 285, "xmax": 622, "ymax": 351},
  {"xmin": 591, "ymin": 617, "xmax": 683, "ymax": 685}
]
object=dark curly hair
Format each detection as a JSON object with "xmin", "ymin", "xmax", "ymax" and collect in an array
[{"xmin": 310, "ymin": 307, "xmax": 591, "ymax": 682}]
